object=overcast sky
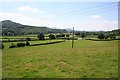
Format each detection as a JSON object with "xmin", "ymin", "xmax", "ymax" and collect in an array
[{"xmin": 0, "ymin": 0, "xmax": 118, "ymax": 31}]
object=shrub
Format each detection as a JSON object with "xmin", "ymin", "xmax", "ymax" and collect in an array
[
  {"xmin": 75, "ymin": 32, "xmax": 80, "ymax": 37},
  {"xmin": 66, "ymin": 34, "xmax": 70, "ymax": 40},
  {"xmin": 49, "ymin": 34, "xmax": 56, "ymax": 39},
  {"xmin": 9, "ymin": 43, "xmax": 16, "ymax": 49},
  {"xmin": 17, "ymin": 43, "xmax": 25, "ymax": 47},
  {"xmin": 56, "ymin": 35, "xmax": 61, "ymax": 38},
  {"xmin": 26, "ymin": 41, "xmax": 30, "ymax": 46},
  {"xmin": 60, "ymin": 34, "xmax": 65, "ymax": 37},
  {"xmin": 66, "ymin": 34, "xmax": 70, "ymax": 37},
  {"xmin": 26, "ymin": 37, "xmax": 31, "ymax": 41},
  {"xmin": 38, "ymin": 33, "xmax": 45, "ymax": 40},
  {"xmin": 105, "ymin": 35, "xmax": 109, "ymax": 40},
  {"xmin": 110, "ymin": 36, "xmax": 116, "ymax": 40},
  {"xmin": 97, "ymin": 34, "xmax": 105, "ymax": 40},
  {"xmin": 81, "ymin": 33, "xmax": 86, "ymax": 39}
]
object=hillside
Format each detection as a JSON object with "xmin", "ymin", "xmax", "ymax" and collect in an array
[{"xmin": 1, "ymin": 20, "xmax": 67, "ymax": 36}]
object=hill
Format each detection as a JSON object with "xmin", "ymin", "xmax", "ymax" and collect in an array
[{"xmin": 1, "ymin": 20, "xmax": 67, "ymax": 36}]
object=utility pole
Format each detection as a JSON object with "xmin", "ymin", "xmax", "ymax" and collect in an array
[{"xmin": 72, "ymin": 27, "xmax": 74, "ymax": 48}]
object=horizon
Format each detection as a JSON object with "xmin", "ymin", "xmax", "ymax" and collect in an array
[
  {"xmin": 0, "ymin": 2, "xmax": 118, "ymax": 31},
  {"xmin": 1, "ymin": 19, "xmax": 118, "ymax": 32}
]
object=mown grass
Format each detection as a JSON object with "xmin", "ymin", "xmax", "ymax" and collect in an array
[{"xmin": 2, "ymin": 40, "xmax": 118, "ymax": 78}]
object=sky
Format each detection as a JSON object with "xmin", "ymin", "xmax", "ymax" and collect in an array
[{"xmin": 0, "ymin": 1, "xmax": 119, "ymax": 31}]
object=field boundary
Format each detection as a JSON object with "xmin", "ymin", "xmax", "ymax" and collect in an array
[{"xmin": 30, "ymin": 40, "xmax": 65, "ymax": 46}]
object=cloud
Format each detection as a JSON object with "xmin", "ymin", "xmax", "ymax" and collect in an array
[
  {"xmin": 0, "ymin": 12, "xmax": 118, "ymax": 31},
  {"xmin": 0, "ymin": 12, "xmax": 48, "ymax": 26},
  {"xmin": 91, "ymin": 15, "xmax": 101, "ymax": 19},
  {"xmin": 18, "ymin": 6, "xmax": 45, "ymax": 14}
]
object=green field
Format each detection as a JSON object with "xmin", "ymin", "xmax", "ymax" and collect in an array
[{"xmin": 2, "ymin": 40, "xmax": 118, "ymax": 78}]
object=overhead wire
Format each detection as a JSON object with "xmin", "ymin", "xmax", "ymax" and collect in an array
[
  {"xmin": 56, "ymin": 2, "xmax": 115, "ymax": 17},
  {"xmin": 53, "ymin": 3, "xmax": 117, "ymax": 21}
]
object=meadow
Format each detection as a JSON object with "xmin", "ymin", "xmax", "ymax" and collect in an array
[{"xmin": 2, "ymin": 40, "xmax": 118, "ymax": 78}]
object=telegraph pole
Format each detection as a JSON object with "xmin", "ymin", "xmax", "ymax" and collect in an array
[{"xmin": 72, "ymin": 27, "xmax": 74, "ymax": 48}]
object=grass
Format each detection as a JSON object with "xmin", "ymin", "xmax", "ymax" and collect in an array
[
  {"xmin": 2, "ymin": 39, "xmax": 64, "ymax": 49},
  {"xmin": 2, "ymin": 40, "xmax": 118, "ymax": 78}
]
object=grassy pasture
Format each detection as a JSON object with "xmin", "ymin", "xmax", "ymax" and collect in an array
[
  {"xmin": 2, "ymin": 40, "xmax": 118, "ymax": 78},
  {"xmin": 2, "ymin": 39, "xmax": 63, "ymax": 49}
]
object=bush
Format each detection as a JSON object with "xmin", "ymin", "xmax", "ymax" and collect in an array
[
  {"xmin": 56, "ymin": 35, "xmax": 61, "ymax": 38},
  {"xmin": 81, "ymin": 33, "xmax": 86, "ymax": 39},
  {"xmin": 49, "ymin": 34, "xmax": 56, "ymax": 39},
  {"xmin": 9, "ymin": 43, "xmax": 16, "ymax": 49},
  {"xmin": 60, "ymin": 34, "xmax": 65, "ymax": 37},
  {"xmin": 110, "ymin": 36, "xmax": 116, "ymax": 40},
  {"xmin": 66, "ymin": 34, "xmax": 70, "ymax": 40},
  {"xmin": 75, "ymin": 32, "xmax": 80, "ymax": 37},
  {"xmin": 26, "ymin": 41, "xmax": 30, "ymax": 46},
  {"xmin": 17, "ymin": 43, "xmax": 25, "ymax": 47},
  {"xmin": 66, "ymin": 34, "xmax": 70, "ymax": 37},
  {"xmin": 26, "ymin": 37, "xmax": 31, "ymax": 41},
  {"xmin": 38, "ymin": 33, "xmax": 45, "ymax": 40},
  {"xmin": 97, "ymin": 34, "xmax": 105, "ymax": 40},
  {"xmin": 105, "ymin": 35, "xmax": 109, "ymax": 40}
]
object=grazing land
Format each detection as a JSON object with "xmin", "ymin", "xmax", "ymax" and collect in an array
[{"xmin": 2, "ymin": 40, "xmax": 118, "ymax": 78}]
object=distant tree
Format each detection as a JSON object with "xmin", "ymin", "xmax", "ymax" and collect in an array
[
  {"xmin": 49, "ymin": 34, "xmax": 56, "ymax": 39},
  {"xmin": 56, "ymin": 34, "xmax": 61, "ymax": 38},
  {"xmin": 60, "ymin": 34, "xmax": 65, "ymax": 37},
  {"xmin": 109, "ymin": 33, "xmax": 116, "ymax": 40},
  {"xmin": 17, "ymin": 43, "xmax": 25, "ymax": 47},
  {"xmin": 97, "ymin": 34, "xmax": 105, "ymax": 40},
  {"xmin": 104, "ymin": 35, "xmax": 109, "ymax": 40},
  {"xmin": 38, "ymin": 33, "xmax": 45, "ymax": 40},
  {"xmin": 66, "ymin": 34, "xmax": 70, "ymax": 40},
  {"xmin": 26, "ymin": 37, "xmax": 31, "ymax": 41},
  {"xmin": 81, "ymin": 33, "xmax": 86, "ymax": 39},
  {"xmin": 66, "ymin": 34, "xmax": 70, "ymax": 38},
  {"xmin": 9, "ymin": 43, "xmax": 16, "ymax": 49},
  {"xmin": 26, "ymin": 41, "xmax": 30, "ymax": 46},
  {"xmin": 110, "ymin": 36, "xmax": 116, "ymax": 40},
  {"xmin": 75, "ymin": 32, "xmax": 80, "ymax": 37}
]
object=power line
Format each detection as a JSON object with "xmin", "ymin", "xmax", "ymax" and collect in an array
[
  {"xmin": 56, "ymin": 3, "xmax": 117, "ymax": 17},
  {"xmin": 54, "ymin": 6, "xmax": 117, "ymax": 21},
  {"xmin": 49, "ymin": 3, "xmax": 117, "ymax": 29}
]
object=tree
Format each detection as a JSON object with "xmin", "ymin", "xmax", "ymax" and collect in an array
[
  {"xmin": 108, "ymin": 33, "xmax": 116, "ymax": 40},
  {"xmin": 81, "ymin": 33, "xmax": 86, "ymax": 39},
  {"xmin": 26, "ymin": 37, "xmax": 31, "ymax": 41},
  {"xmin": 66, "ymin": 34, "xmax": 69, "ymax": 38},
  {"xmin": 26, "ymin": 41, "xmax": 30, "ymax": 46},
  {"xmin": 38, "ymin": 33, "xmax": 45, "ymax": 40},
  {"xmin": 110, "ymin": 36, "xmax": 116, "ymax": 40},
  {"xmin": 104, "ymin": 35, "xmax": 109, "ymax": 40},
  {"xmin": 49, "ymin": 34, "xmax": 56, "ymax": 39},
  {"xmin": 60, "ymin": 34, "xmax": 65, "ymax": 37},
  {"xmin": 56, "ymin": 34, "xmax": 61, "ymax": 38},
  {"xmin": 75, "ymin": 32, "xmax": 80, "ymax": 37},
  {"xmin": 97, "ymin": 34, "xmax": 105, "ymax": 40},
  {"xmin": 66, "ymin": 34, "xmax": 70, "ymax": 40}
]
